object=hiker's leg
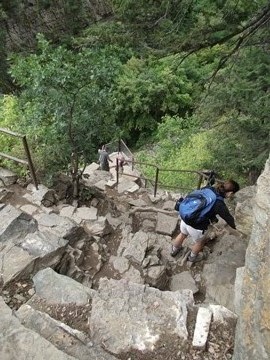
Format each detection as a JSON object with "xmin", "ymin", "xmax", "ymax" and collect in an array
[
  {"xmin": 174, "ymin": 220, "xmax": 190, "ymax": 246},
  {"xmin": 191, "ymin": 237, "xmax": 207, "ymax": 255},
  {"xmin": 187, "ymin": 228, "xmax": 208, "ymax": 262},
  {"xmin": 184, "ymin": 226, "xmax": 206, "ymax": 256},
  {"xmin": 173, "ymin": 232, "xmax": 187, "ymax": 247},
  {"xmin": 171, "ymin": 221, "xmax": 188, "ymax": 256}
]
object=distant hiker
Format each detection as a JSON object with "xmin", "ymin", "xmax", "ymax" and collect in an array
[
  {"xmin": 202, "ymin": 169, "xmax": 217, "ymax": 186},
  {"xmin": 116, "ymin": 152, "xmax": 126, "ymax": 174},
  {"xmin": 98, "ymin": 145, "xmax": 113, "ymax": 171},
  {"xmin": 171, "ymin": 179, "xmax": 240, "ymax": 263}
]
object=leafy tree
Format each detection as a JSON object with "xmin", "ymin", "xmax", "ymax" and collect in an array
[
  {"xmin": 113, "ymin": 55, "xmax": 194, "ymax": 144},
  {"xmin": 9, "ymin": 35, "xmax": 122, "ymax": 194},
  {"xmin": 1, "ymin": 0, "xmax": 269, "ymax": 189},
  {"xmin": 111, "ymin": 0, "xmax": 267, "ymax": 56},
  {"xmin": 195, "ymin": 45, "xmax": 270, "ymax": 183}
]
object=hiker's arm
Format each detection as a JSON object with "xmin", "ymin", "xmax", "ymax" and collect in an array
[{"xmin": 214, "ymin": 201, "xmax": 236, "ymax": 229}]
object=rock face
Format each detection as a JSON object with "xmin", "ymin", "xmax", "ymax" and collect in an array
[
  {"xmin": 233, "ymin": 156, "xmax": 270, "ymax": 360},
  {"xmin": 2, "ymin": 0, "xmax": 112, "ymax": 52}
]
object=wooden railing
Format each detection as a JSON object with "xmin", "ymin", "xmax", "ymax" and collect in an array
[{"xmin": 0, "ymin": 128, "xmax": 38, "ymax": 189}]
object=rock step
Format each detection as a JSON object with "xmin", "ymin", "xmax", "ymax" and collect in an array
[
  {"xmin": 0, "ymin": 296, "xmax": 76, "ymax": 360},
  {"xmin": 16, "ymin": 303, "xmax": 116, "ymax": 360}
]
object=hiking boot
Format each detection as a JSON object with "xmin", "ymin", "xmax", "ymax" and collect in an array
[
  {"xmin": 187, "ymin": 253, "xmax": 204, "ymax": 263},
  {"xmin": 170, "ymin": 246, "xmax": 183, "ymax": 257}
]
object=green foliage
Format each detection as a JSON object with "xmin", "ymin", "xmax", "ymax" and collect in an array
[
  {"xmin": 136, "ymin": 115, "xmax": 210, "ymax": 190},
  {"xmin": 196, "ymin": 46, "xmax": 270, "ymax": 181},
  {"xmin": 9, "ymin": 35, "xmax": 122, "ymax": 178},
  {"xmin": 113, "ymin": 55, "xmax": 194, "ymax": 142},
  {"xmin": 111, "ymin": 0, "xmax": 267, "ymax": 54},
  {"xmin": 1, "ymin": 0, "xmax": 269, "ymax": 186},
  {"xmin": 76, "ymin": 22, "xmax": 136, "ymax": 52},
  {"xmin": 0, "ymin": 95, "xmax": 27, "ymax": 175}
]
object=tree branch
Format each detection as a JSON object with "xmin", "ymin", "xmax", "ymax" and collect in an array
[
  {"xmin": 178, "ymin": 3, "xmax": 270, "ymax": 66},
  {"xmin": 206, "ymin": 8, "xmax": 270, "ymax": 88}
]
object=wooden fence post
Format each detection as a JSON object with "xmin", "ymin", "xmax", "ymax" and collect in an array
[{"xmin": 154, "ymin": 167, "xmax": 159, "ymax": 197}]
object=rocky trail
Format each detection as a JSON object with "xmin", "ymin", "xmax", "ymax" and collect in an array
[{"xmin": 0, "ymin": 161, "xmax": 255, "ymax": 360}]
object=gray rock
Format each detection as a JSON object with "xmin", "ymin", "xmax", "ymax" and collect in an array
[
  {"xmin": 170, "ymin": 271, "xmax": 199, "ymax": 294},
  {"xmin": 234, "ymin": 267, "xmax": 245, "ymax": 315},
  {"xmin": 155, "ymin": 212, "xmax": 178, "ymax": 236},
  {"xmin": 117, "ymin": 177, "xmax": 138, "ymax": 194},
  {"xmin": 32, "ymin": 268, "xmax": 95, "ymax": 305},
  {"xmin": 17, "ymin": 304, "xmax": 116, "ymax": 360},
  {"xmin": 233, "ymin": 156, "xmax": 270, "ymax": 360},
  {"xmin": 0, "ymin": 204, "xmax": 37, "ymax": 243},
  {"xmin": 0, "ymin": 243, "xmax": 34, "ymax": 285},
  {"xmin": 26, "ymin": 183, "xmax": 58, "ymax": 207},
  {"xmin": 73, "ymin": 206, "xmax": 98, "ymax": 224},
  {"xmin": 143, "ymin": 265, "xmax": 168, "ymax": 289},
  {"xmin": 202, "ymin": 233, "xmax": 246, "ymax": 310},
  {"xmin": 208, "ymin": 304, "xmax": 237, "ymax": 325},
  {"xmin": 122, "ymin": 266, "xmax": 144, "ymax": 284},
  {"xmin": 84, "ymin": 216, "xmax": 112, "ymax": 236},
  {"xmin": 90, "ymin": 278, "xmax": 193, "ymax": 354},
  {"xmin": 122, "ymin": 231, "xmax": 149, "ymax": 265},
  {"xmin": 0, "ymin": 188, "xmax": 13, "ymax": 202},
  {"xmin": 128, "ymin": 198, "xmax": 148, "ymax": 207},
  {"xmin": 0, "ymin": 297, "xmax": 76, "ymax": 360},
  {"xmin": 20, "ymin": 204, "xmax": 39, "ymax": 216},
  {"xmin": 0, "ymin": 167, "xmax": 18, "ymax": 186},
  {"xmin": 34, "ymin": 212, "xmax": 79, "ymax": 240},
  {"xmin": 162, "ymin": 200, "xmax": 175, "ymax": 210},
  {"xmin": 110, "ymin": 256, "xmax": 130, "ymax": 274},
  {"xmin": 192, "ymin": 307, "xmax": 212, "ymax": 350},
  {"xmin": 234, "ymin": 186, "xmax": 256, "ymax": 237},
  {"xmin": 0, "ymin": 230, "xmax": 68, "ymax": 285},
  {"xmin": 83, "ymin": 162, "xmax": 100, "ymax": 174}
]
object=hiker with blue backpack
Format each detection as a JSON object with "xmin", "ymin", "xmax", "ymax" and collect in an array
[{"xmin": 171, "ymin": 179, "xmax": 240, "ymax": 263}]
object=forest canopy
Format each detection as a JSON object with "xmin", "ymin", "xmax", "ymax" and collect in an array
[{"xmin": 0, "ymin": 0, "xmax": 269, "ymax": 188}]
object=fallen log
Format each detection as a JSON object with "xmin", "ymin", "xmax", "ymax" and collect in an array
[{"xmin": 130, "ymin": 206, "xmax": 177, "ymax": 216}]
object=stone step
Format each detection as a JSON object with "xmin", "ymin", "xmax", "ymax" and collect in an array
[
  {"xmin": 16, "ymin": 303, "xmax": 117, "ymax": 360},
  {"xmin": 0, "ymin": 296, "xmax": 76, "ymax": 360}
]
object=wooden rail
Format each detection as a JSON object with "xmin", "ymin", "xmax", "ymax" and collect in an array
[{"xmin": 0, "ymin": 128, "xmax": 38, "ymax": 189}]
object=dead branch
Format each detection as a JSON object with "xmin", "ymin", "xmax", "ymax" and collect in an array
[{"xmin": 130, "ymin": 206, "xmax": 177, "ymax": 216}]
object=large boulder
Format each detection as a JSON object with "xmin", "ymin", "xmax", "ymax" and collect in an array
[
  {"xmin": 90, "ymin": 278, "xmax": 193, "ymax": 354},
  {"xmin": 233, "ymin": 156, "xmax": 270, "ymax": 360}
]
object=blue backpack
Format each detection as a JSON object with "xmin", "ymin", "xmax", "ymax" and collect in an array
[{"xmin": 179, "ymin": 187, "xmax": 223, "ymax": 227}]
